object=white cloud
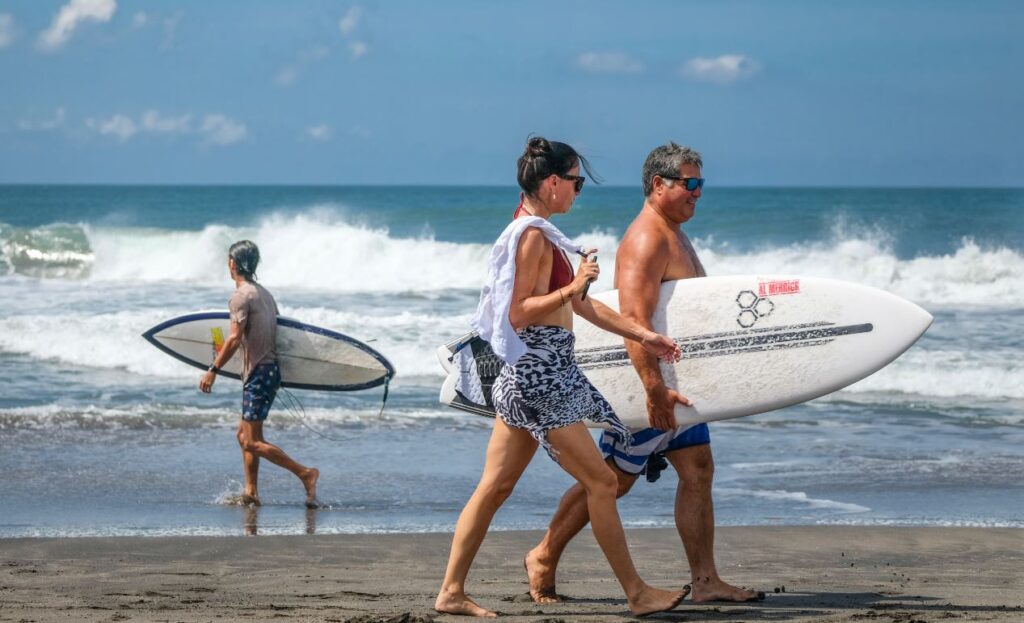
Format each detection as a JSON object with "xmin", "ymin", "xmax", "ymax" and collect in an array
[
  {"xmin": 18, "ymin": 108, "xmax": 66, "ymax": 131},
  {"xmin": 131, "ymin": 11, "xmax": 147, "ymax": 29},
  {"xmin": 275, "ymin": 66, "xmax": 299, "ymax": 87},
  {"xmin": 86, "ymin": 110, "xmax": 241, "ymax": 146},
  {"xmin": 349, "ymin": 41, "xmax": 367, "ymax": 59},
  {"xmin": 38, "ymin": 0, "xmax": 117, "ymax": 52},
  {"xmin": 680, "ymin": 54, "xmax": 759, "ymax": 84},
  {"xmin": 0, "ymin": 14, "xmax": 16, "ymax": 49},
  {"xmin": 307, "ymin": 124, "xmax": 332, "ymax": 142},
  {"xmin": 200, "ymin": 114, "xmax": 247, "ymax": 146},
  {"xmin": 161, "ymin": 11, "xmax": 182, "ymax": 51},
  {"xmin": 141, "ymin": 110, "xmax": 191, "ymax": 133},
  {"xmin": 87, "ymin": 114, "xmax": 137, "ymax": 141},
  {"xmin": 275, "ymin": 45, "xmax": 330, "ymax": 87},
  {"xmin": 338, "ymin": 6, "xmax": 361, "ymax": 36},
  {"xmin": 575, "ymin": 52, "xmax": 644, "ymax": 74}
]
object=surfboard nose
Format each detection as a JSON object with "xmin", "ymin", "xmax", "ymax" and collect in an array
[{"xmin": 903, "ymin": 300, "xmax": 934, "ymax": 340}]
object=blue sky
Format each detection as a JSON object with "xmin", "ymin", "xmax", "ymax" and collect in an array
[{"xmin": 1, "ymin": 0, "xmax": 1022, "ymax": 186}]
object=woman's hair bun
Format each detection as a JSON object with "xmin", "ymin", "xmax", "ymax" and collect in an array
[
  {"xmin": 516, "ymin": 134, "xmax": 597, "ymax": 197},
  {"xmin": 525, "ymin": 136, "xmax": 550, "ymax": 158}
]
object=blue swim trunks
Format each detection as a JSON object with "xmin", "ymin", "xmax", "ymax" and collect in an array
[
  {"xmin": 600, "ymin": 423, "xmax": 710, "ymax": 478},
  {"xmin": 242, "ymin": 362, "xmax": 280, "ymax": 422}
]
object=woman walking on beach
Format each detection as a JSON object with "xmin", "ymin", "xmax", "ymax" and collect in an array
[
  {"xmin": 435, "ymin": 138, "xmax": 688, "ymax": 617},
  {"xmin": 199, "ymin": 240, "xmax": 320, "ymax": 509}
]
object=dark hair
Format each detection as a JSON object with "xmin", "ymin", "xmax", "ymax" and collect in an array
[
  {"xmin": 642, "ymin": 142, "xmax": 703, "ymax": 196},
  {"xmin": 229, "ymin": 240, "xmax": 260, "ymax": 281},
  {"xmin": 516, "ymin": 136, "xmax": 599, "ymax": 198}
]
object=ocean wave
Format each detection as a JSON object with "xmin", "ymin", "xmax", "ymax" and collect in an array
[
  {"xmin": 2, "ymin": 211, "xmax": 1020, "ymax": 306},
  {"xmin": 0, "ymin": 222, "xmax": 94, "ymax": 278},
  {"xmin": 842, "ymin": 347, "xmax": 1024, "ymax": 400},
  {"xmin": 717, "ymin": 487, "xmax": 870, "ymax": 513},
  {"xmin": 1, "ymin": 303, "xmax": 1022, "ymax": 400},
  {"xmin": 0, "ymin": 403, "xmax": 485, "ymax": 432},
  {"xmin": 0, "ymin": 307, "xmax": 472, "ymax": 379},
  {"xmin": 702, "ymin": 236, "xmax": 1024, "ymax": 308}
]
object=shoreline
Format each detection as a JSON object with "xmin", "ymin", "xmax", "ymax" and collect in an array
[{"xmin": 2, "ymin": 526, "xmax": 1021, "ymax": 622}]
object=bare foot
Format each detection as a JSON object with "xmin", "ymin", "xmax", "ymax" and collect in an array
[
  {"xmin": 301, "ymin": 468, "xmax": 319, "ymax": 508},
  {"xmin": 240, "ymin": 493, "xmax": 261, "ymax": 507},
  {"xmin": 690, "ymin": 575, "xmax": 765, "ymax": 603},
  {"xmin": 524, "ymin": 550, "xmax": 560, "ymax": 603},
  {"xmin": 434, "ymin": 589, "xmax": 497, "ymax": 618},
  {"xmin": 629, "ymin": 584, "xmax": 689, "ymax": 617}
]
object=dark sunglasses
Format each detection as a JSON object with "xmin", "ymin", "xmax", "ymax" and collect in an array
[
  {"xmin": 661, "ymin": 175, "xmax": 704, "ymax": 191},
  {"xmin": 558, "ymin": 173, "xmax": 586, "ymax": 193}
]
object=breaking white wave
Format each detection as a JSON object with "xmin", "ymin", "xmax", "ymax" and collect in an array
[
  {"xmin": 3, "ymin": 211, "xmax": 1021, "ymax": 306},
  {"xmin": 718, "ymin": 487, "xmax": 870, "ymax": 513},
  {"xmin": 0, "ymin": 306, "xmax": 472, "ymax": 379}
]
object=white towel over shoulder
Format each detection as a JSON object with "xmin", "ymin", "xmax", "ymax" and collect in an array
[{"xmin": 472, "ymin": 216, "xmax": 586, "ymax": 365}]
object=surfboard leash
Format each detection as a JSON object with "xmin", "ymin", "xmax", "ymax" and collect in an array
[
  {"xmin": 278, "ymin": 387, "xmax": 352, "ymax": 443},
  {"xmin": 377, "ymin": 373, "xmax": 391, "ymax": 418}
]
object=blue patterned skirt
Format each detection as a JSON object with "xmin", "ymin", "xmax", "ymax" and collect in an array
[{"xmin": 492, "ymin": 325, "xmax": 630, "ymax": 461}]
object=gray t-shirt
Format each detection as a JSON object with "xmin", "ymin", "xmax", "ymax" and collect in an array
[{"xmin": 228, "ymin": 282, "xmax": 279, "ymax": 382}]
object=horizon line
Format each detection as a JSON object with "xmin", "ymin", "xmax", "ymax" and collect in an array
[{"xmin": 1, "ymin": 182, "xmax": 1022, "ymax": 191}]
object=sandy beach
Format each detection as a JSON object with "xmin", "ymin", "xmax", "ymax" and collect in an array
[{"xmin": 1, "ymin": 526, "xmax": 1021, "ymax": 622}]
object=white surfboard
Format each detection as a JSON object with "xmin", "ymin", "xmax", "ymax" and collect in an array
[
  {"xmin": 143, "ymin": 311, "xmax": 394, "ymax": 391},
  {"xmin": 438, "ymin": 276, "xmax": 932, "ymax": 428}
]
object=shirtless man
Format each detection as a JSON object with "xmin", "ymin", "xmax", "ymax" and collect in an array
[{"xmin": 525, "ymin": 143, "xmax": 763, "ymax": 603}]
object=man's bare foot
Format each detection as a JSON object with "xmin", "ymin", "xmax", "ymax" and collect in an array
[
  {"xmin": 628, "ymin": 584, "xmax": 689, "ymax": 617},
  {"xmin": 240, "ymin": 493, "xmax": 261, "ymax": 507},
  {"xmin": 301, "ymin": 468, "xmax": 319, "ymax": 508},
  {"xmin": 689, "ymin": 575, "xmax": 765, "ymax": 603},
  {"xmin": 524, "ymin": 549, "xmax": 560, "ymax": 603},
  {"xmin": 434, "ymin": 589, "xmax": 497, "ymax": 618}
]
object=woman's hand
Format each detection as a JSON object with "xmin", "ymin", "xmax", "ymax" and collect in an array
[
  {"xmin": 640, "ymin": 331, "xmax": 681, "ymax": 363},
  {"xmin": 570, "ymin": 248, "xmax": 599, "ymax": 295}
]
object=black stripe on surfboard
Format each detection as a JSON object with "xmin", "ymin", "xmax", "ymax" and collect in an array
[
  {"xmin": 576, "ymin": 323, "xmax": 874, "ymax": 368},
  {"xmin": 575, "ymin": 321, "xmax": 836, "ymax": 355}
]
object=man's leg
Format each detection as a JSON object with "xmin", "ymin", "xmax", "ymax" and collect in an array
[
  {"xmin": 525, "ymin": 458, "xmax": 639, "ymax": 602},
  {"xmin": 238, "ymin": 420, "xmax": 319, "ymax": 507},
  {"xmin": 665, "ymin": 444, "xmax": 762, "ymax": 602},
  {"xmin": 237, "ymin": 421, "xmax": 261, "ymax": 504}
]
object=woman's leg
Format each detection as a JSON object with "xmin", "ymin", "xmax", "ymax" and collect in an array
[
  {"xmin": 546, "ymin": 423, "xmax": 687, "ymax": 616},
  {"xmin": 436, "ymin": 417, "xmax": 539, "ymax": 617}
]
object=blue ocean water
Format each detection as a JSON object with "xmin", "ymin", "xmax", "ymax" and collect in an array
[{"xmin": 1, "ymin": 185, "xmax": 1022, "ymax": 537}]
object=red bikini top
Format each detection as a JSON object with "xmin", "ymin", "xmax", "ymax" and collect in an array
[{"xmin": 513, "ymin": 203, "xmax": 574, "ymax": 293}]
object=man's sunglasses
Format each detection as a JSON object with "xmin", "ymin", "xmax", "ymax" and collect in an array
[
  {"xmin": 661, "ymin": 175, "xmax": 704, "ymax": 191},
  {"xmin": 558, "ymin": 173, "xmax": 586, "ymax": 193}
]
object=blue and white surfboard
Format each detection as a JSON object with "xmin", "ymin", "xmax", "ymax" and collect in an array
[{"xmin": 143, "ymin": 311, "xmax": 394, "ymax": 392}]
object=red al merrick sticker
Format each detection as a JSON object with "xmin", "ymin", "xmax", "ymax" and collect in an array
[{"xmin": 758, "ymin": 279, "xmax": 801, "ymax": 297}]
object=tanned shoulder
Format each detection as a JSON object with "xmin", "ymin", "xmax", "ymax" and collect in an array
[{"xmin": 617, "ymin": 215, "xmax": 672, "ymax": 284}]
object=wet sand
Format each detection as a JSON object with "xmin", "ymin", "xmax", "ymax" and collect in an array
[{"xmin": 1, "ymin": 526, "xmax": 1021, "ymax": 622}]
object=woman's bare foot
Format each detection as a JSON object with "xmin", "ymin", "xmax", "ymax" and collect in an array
[
  {"xmin": 628, "ymin": 584, "xmax": 689, "ymax": 617},
  {"xmin": 434, "ymin": 589, "xmax": 497, "ymax": 618},
  {"xmin": 690, "ymin": 575, "xmax": 765, "ymax": 602},
  {"xmin": 524, "ymin": 550, "xmax": 560, "ymax": 603},
  {"xmin": 301, "ymin": 468, "xmax": 319, "ymax": 508},
  {"xmin": 240, "ymin": 493, "xmax": 261, "ymax": 507}
]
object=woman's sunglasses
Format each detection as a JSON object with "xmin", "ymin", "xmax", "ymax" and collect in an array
[
  {"xmin": 558, "ymin": 174, "xmax": 586, "ymax": 193},
  {"xmin": 661, "ymin": 175, "xmax": 704, "ymax": 191}
]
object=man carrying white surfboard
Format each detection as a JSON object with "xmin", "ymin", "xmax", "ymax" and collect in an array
[
  {"xmin": 198, "ymin": 240, "xmax": 321, "ymax": 509},
  {"xmin": 526, "ymin": 143, "xmax": 764, "ymax": 603}
]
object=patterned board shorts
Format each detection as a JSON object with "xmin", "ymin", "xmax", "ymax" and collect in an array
[
  {"xmin": 600, "ymin": 423, "xmax": 711, "ymax": 480},
  {"xmin": 242, "ymin": 362, "xmax": 281, "ymax": 422},
  {"xmin": 492, "ymin": 325, "xmax": 630, "ymax": 461}
]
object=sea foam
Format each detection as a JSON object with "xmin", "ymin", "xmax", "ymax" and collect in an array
[{"xmin": 2, "ymin": 210, "xmax": 1020, "ymax": 306}]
